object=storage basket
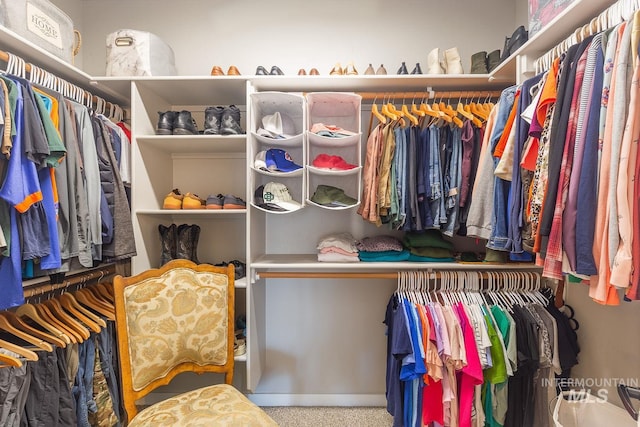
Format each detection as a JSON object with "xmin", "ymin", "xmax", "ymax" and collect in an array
[
  {"xmin": 106, "ymin": 29, "xmax": 177, "ymax": 76},
  {"xmin": 0, "ymin": 0, "xmax": 76, "ymax": 63}
]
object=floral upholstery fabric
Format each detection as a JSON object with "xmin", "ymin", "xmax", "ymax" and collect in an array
[
  {"xmin": 123, "ymin": 267, "xmax": 229, "ymax": 391},
  {"xmin": 128, "ymin": 384, "xmax": 278, "ymax": 427}
]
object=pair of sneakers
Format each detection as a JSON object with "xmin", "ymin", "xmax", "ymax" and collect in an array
[
  {"xmin": 205, "ymin": 194, "xmax": 246, "ymax": 210},
  {"xmin": 204, "ymin": 105, "xmax": 245, "ymax": 135},
  {"xmin": 156, "ymin": 110, "xmax": 199, "ymax": 135}
]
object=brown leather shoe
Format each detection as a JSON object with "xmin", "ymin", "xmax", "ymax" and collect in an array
[
  {"xmin": 309, "ymin": 68, "xmax": 320, "ymax": 75},
  {"xmin": 227, "ymin": 65, "xmax": 241, "ymax": 75},
  {"xmin": 298, "ymin": 68, "xmax": 307, "ymax": 75},
  {"xmin": 210, "ymin": 65, "xmax": 225, "ymax": 76}
]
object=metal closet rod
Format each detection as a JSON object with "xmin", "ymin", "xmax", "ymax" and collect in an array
[
  {"xmin": 0, "ymin": 49, "xmax": 124, "ymax": 115},
  {"xmin": 357, "ymin": 90, "xmax": 503, "ymax": 101},
  {"xmin": 22, "ymin": 263, "xmax": 117, "ymax": 299},
  {"xmin": 257, "ymin": 269, "xmax": 540, "ymax": 280}
]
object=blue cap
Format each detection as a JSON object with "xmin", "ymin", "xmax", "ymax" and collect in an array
[{"xmin": 265, "ymin": 148, "xmax": 302, "ymax": 172}]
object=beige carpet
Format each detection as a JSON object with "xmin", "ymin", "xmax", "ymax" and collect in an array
[{"xmin": 261, "ymin": 406, "xmax": 392, "ymax": 427}]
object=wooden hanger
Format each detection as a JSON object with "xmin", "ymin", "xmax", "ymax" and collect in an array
[
  {"xmin": 38, "ymin": 301, "xmax": 83, "ymax": 343},
  {"xmin": 0, "ymin": 351, "xmax": 23, "ymax": 367},
  {"xmin": 74, "ymin": 288, "xmax": 114, "ymax": 322},
  {"xmin": 15, "ymin": 303, "xmax": 71, "ymax": 345},
  {"xmin": 0, "ymin": 338, "xmax": 38, "ymax": 362},
  {"xmin": 2, "ymin": 311, "xmax": 66, "ymax": 348},
  {"xmin": 83, "ymin": 285, "xmax": 115, "ymax": 312},
  {"xmin": 0, "ymin": 313, "xmax": 53, "ymax": 352},
  {"xmin": 401, "ymin": 97, "xmax": 419, "ymax": 126},
  {"xmin": 46, "ymin": 297, "xmax": 96, "ymax": 339},
  {"xmin": 59, "ymin": 293, "xmax": 103, "ymax": 333}
]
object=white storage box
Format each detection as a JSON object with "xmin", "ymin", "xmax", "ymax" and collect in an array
[
  {"xmin": 0, "ymin": 0, "xmax": 76, "ymax": 63},
  {"xmin": 106, "ymin": 29, "xmax": 177, "ymax": 76}
]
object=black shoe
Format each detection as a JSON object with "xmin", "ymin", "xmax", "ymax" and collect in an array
[
  {"xmin": 204, "ymin": 106, "xmax": 224, "ymax": 135},
  {"xmin": 158, "ymin": 223, "xmax": 177, "ymax": 265},
  {"xmin": 487, "ymin": 49, "xmax": 502, "ymax": 72},
  {"xmin": 215, "ymin": 260, "xmax": 246, "ymax": 279},
  {"xmin": 470, "ymin": 51, "xmax": 488, "ymax": 74},
  {"xmin": 173, "ymin": 110, "xmax": 198, "ymax": 135},
  {"xmin": 270, "ymin": 66, "xmax": 284, "ymax": 75},
  {"xmin": 397, "ymin": 62, "xmax": 408, "ymax": 75},
  {"xmin": 220, "ymin": 105, "xmax": 244, "ymax": 135},
  {"xmin": 256, "ymin": 65, "xmax": 269, "ymax": 75},
  {"xmin": 506, "ymin": 25, "xmax": 528, "ymax": 56},
  {"xmin": 156, "ymin": 111, "xmax": 176, "ymax": 135},
  {"xmin": 410, "ymin": 63, "xmax": 423, "ymax": 74}
]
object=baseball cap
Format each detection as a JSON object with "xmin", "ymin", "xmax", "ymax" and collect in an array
[
  {"xmin": 310, "ymin": 185, "xmax": 358, "ymax": 207},
  {"xmin": 254, "ymin": 149, "xmax": 302, "ymax": 173},
  {"xmin": 257, "ymin": 112, "xmax": 297, "ymax": 139},
  {"xmin": 311, "ymin": 153, "xmax": 357, "ymax": 170},
  {"xmin": 254, "ymin": 182, "xmax": 302, "ymax": 212}
]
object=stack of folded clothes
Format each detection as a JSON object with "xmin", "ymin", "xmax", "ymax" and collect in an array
[
  {"xmin": 403, "ymin": 230, "xmax": 455, "ymax": 262},
  {"xmin": 317, "ymin": 232, "xmax": 359, "ymax": 262},
  {"xmin": 357, "ymin": 235, "xmax": 409, "ymax": 262}
]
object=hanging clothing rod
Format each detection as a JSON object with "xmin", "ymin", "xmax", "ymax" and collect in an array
[
  {"xmin": 0, "ymin": 49, "xmax": 125, "ymax": 118},
  {"xmin": 257, "ymin": 269, "xmax": 541, "ymax": 280},
  {"xmin": 357, "ymin": 90, "xmax": 504, "ymax": 101},
  {"xmin": 22, "ymin": 263, "xmax": 117, "ymax": 299}
]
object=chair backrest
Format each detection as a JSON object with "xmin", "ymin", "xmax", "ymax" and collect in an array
[{"xmin": 113, "ymin": 259, "xmax": 235, "ymax": 421}]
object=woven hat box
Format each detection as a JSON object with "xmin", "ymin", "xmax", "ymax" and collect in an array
[
  {"xmin": 106, "ymin": 29, "xmax": 177, "ymax": 76},
  {"xmin": 0, "ymin": 0, "xmax": 77, "ymax": 63}
]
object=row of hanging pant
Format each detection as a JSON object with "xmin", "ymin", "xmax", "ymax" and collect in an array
[
  {"xmin": 384, "ymin": 273, "xmax": 579, "ymax": 427},
  {"xmin": 0, "ymin": 322, "xmax": 122, "ymax": 426},
  {"xmin": 0, "ymin": 67, "xmax": 136, "ymax": 311}
]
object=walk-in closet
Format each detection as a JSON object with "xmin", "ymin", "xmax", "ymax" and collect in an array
[{"xmin": 0, "ymin": 0, "xmax": 638, "ymax": 425}]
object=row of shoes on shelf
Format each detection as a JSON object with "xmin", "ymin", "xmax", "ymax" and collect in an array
[
  {"xmin": 156, "ymin": 106, "xmax": 244, "ymax": 135},
  {"xmin": 163, "ymin": 189, "xmax": 246, "ymax": 210},
  {"xmin": 470, "ymin": 25, "xmax": 529, "ymax": 74},
  {"xmin": 208, "ymin": 29, "xmax": 527, "ymax": 78}
]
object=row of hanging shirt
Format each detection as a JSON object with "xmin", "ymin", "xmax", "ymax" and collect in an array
[
  {"xmin": 384, "ymin": 271, "xmax": 579, "ymax": 427},
  {"xmin": 0, "ymin": 53, "xmax": 136, "ymax": 310},
  {"xmin": 359, "ymin": 95, "xmax": 493, "ymax": 238},
  {"xmin": 464, "ymin": 8, "xmax": 640, "ymax": 304}
]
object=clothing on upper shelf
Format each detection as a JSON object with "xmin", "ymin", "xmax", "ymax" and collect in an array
[{"xmin": 0, "ymin": 72, "xmax": 135, "ymax": 310}]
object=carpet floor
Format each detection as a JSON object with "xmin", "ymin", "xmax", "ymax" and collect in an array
[{"xmin": 261, "ymin": 406, "xmax": 393, "ymax": 426}]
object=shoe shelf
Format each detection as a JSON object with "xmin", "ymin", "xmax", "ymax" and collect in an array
[
  {"xmin": 489, "ymin": 0, "xmax": 618, "ymax": 82},
  {"xmin": 136, "ymin": 135, "xmax": 246, "ymax": 154},
  {"xmin": 135, "ymin": 209, "xmax": 247, "ymax": 216}
]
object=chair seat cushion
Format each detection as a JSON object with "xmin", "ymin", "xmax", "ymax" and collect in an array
[{"xmin": 128, "ymin": 384, "xmax": 277, "ymax": 426}]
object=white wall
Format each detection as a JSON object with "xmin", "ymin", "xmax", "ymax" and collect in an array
[{"xmin": 66, "ymin": 0, "xmax": 519, "ymax": 77}]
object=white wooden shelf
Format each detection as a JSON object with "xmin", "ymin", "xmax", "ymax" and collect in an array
[
  {"xmin": 135, "ymin": 135, "xmax": 246, "ymax": 154},
  {"xmin": 490, "ymin": 0, "xmax": 618, "ymax": 81},
  {"xmin": 135, "ymin": 209, "xmax": 246, "ymax": 216}
]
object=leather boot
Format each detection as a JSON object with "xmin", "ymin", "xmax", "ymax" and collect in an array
[
  {"xmin": 470, "ymin": 51, "xmax": 488, "ymax": 74},
  {"xmin": 158, "ymin": 224, "xmax": 177, "ymax": 265},
  {"xmin": 176, "ymin": 224, "xmax": 200, "ymax": 263},
  {"xmin": 426, "ymin": 48, "xmax": 444, "ymax": 74},
  {"xmin": 487, "ymin": 49, "xmax": 502, "ymax": 72},
  {"xmin": 396, "ymin": 62, "xmax": 409, "ymax": 75},
  {"xmin": 443, "ymin": 47, "xmax": 464, "ymax": 74}
]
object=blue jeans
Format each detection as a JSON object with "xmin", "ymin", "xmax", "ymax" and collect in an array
[
  {"xmin": 487, "ymin": 86, "xmax": 517, "ymax": 252},
  {"xmin": 96, "ymin": 322, "xmax": 122, "ymax": 425},
  {"xmin": 443, "ymin": 125, "xmax": 462, "ymax": 236},
  {"xmin": 73, "ymin": 336, "xmax": 97, "ymax": 427},
  {"xmin": 428, "ymin": 125, "xmax": 445, "ymax": 225}
]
